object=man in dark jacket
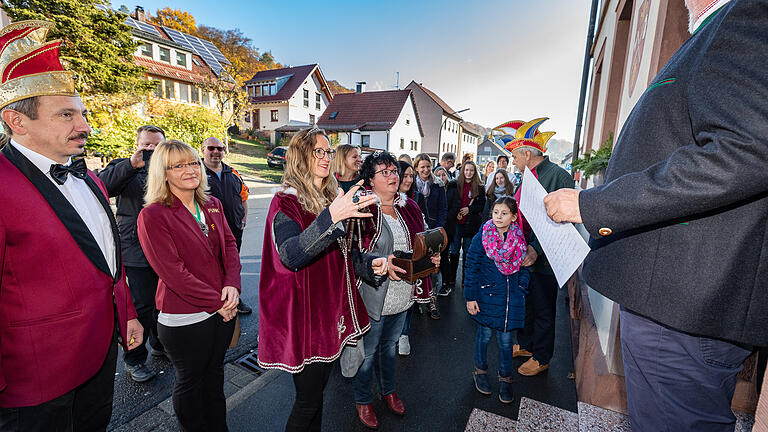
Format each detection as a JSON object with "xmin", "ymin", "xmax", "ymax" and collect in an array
[
  {"xmin": 202, "ymin": 137, "xmax": 252, "ymax": 314},
  {"xmin": 544, "ymin": 1, "xmax": 767, "ymax": 430},
  {"xmin": 98, "ymin": 125, "xmax": 165, "ymax": 383},
  {"xmin": 507, "ymin": 118, "xmax": 573, "ymax": 378}
]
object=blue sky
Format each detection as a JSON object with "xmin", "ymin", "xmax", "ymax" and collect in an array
[{"xmin": 113, "ymin": 0, "xmax": 592, "ymax": 141}]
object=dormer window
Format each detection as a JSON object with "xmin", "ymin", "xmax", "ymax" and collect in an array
[
  {"xmin": 159, "ymin": 47, "xmax": 170, "ymax": 63},
  {"xmin": 192, "ymin": 58, "xmax": 202, "ymax": 67},
  {"xmin": 139, "ymin": 42, "xmax": 152, "ymax": 57},
  {"xmin": 176, "ymin": 52, "xmax": 187, "ymax": 67}
]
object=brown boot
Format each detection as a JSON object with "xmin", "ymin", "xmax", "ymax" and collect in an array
[
  {"xmin": 518, "ymin": 358, "xmax": 549, "ymax": 376},
  {"xmin": 356, "ymin": 404, "xmax": 378, "ymax": 429},
  {"xmin": 513, "ymin": 344, "xmax": 532, "ymax": 358}
]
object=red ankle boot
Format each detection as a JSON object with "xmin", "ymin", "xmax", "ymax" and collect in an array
[
  {"xmin": 383, "ymin": 392, "xmax": 406, "ymax": 415},
  {"xmin": 356, "ymin": 403, "xmax": 378, "ymax": 429}
]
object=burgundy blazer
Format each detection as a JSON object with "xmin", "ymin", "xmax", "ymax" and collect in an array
[
  {"xmin": 0, "ymin": 144, "xmax": 137, "ymax": 408},
  {"xmin": 137, "ymin": 196, "xmax": 241, "ymax": 314}
]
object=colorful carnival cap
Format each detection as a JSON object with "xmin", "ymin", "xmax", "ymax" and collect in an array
[
  {"xmin": 0, "ymin": 20, "xmax": 77, "ymax": 109},
  {"xmin": 490, "ymin": 118, "xmax": 555, "ymax": 154}
]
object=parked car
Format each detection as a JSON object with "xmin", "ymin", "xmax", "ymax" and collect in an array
[{"xmin": 267, "ymin": 146, "xmax": 288, "ymax": 169}]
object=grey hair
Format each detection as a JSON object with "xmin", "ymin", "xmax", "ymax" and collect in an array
[
  {"xmin": 441, "ymin": 152, "xmax": 456, "ymax": 162},
  {"xmin": 514, "ymin": 147, "xmax": 543, "ymax": 158},
  {"xmin": 1, "ymin": 97, "xmax": 40, "ymax": 135}
]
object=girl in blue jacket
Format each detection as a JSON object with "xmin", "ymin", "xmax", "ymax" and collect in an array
[{"xmin": 464, "ymin": 196, "xmax": 530, "ymax": 403}]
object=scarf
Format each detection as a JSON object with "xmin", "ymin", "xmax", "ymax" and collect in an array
[
  {"xmin": 494, "ymin": 185, "xmax": 508, "ymax": 198},
  {"xmin": 415, "ymin": 176, "xmax": 431, "ymax": 198},
  {"xmin": 481, "ymin": 219, "xmax": 527, "ymax": 276}
]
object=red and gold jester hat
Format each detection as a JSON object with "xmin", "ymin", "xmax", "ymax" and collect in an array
[
  {"xmin": 0, "ymin": 20, "xmax": 77, "ymax": 109},
  {"xmin": 490, "ymin": 118, "xmax": 556, "ymax": 154}
]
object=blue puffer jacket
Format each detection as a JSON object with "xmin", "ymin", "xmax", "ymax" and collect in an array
[{"xmin": 463, "ymin": 229, "xmax": 530, "ymax": 332}]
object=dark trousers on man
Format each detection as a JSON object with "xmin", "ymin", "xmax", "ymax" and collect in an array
[
  {"xmin": 286, "ymin": 362, "xmax": 334, "ymax": 432},
  {"xmin": 517, "ymin": 272, "xmax": 558, "ymax": 364},
  {"xmin": 230, "ymin": 226, "xmax": 243, "ymax": 252},
  {"xmin": 0, "ymin": 331, "xmax": 118, "ymax": 432},
  {"xmin": 620, "ymin": 308, "xmax": 753, "ymax": 432},
  {"xmin": 158, "ymin": 315, "xmax": 235, "ymax": 432},
  {"xmin": 123, "ymin": 266, "xmax": 163, "ymax": 367}
]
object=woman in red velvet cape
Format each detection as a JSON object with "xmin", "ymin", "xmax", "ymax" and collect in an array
[{"xmin": 257, "ymin": 128, "xmax": 386, "ymax": 431}]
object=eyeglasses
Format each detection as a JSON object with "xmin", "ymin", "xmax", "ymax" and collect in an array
[
  {"xmin": 374, "ymin": 168, "xmax": 398, "ymax": 178},
  {"xmin": 312, "ymin": 148, "xmax": 336, "ymax": 160},
  {"xmin": 166, "ymin": 161, "xmax": 201, "ymax": 171},
  {"xmin": 206, "ymin": 146, "xmax": 224, "ymax": 152}
]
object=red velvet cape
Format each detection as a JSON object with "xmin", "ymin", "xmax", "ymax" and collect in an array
[{"xmin": 257, "ymin": 192, "xmax": 370, "ymax": 373}]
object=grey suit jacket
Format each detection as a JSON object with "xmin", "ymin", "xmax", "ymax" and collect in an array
[
  {"xmin": 358, "ymin": 220, "xmax": 394, "ymax": 322},
  {"xmin": 579, "ymin": 0, "xmax": 768, "ymax": 346}
]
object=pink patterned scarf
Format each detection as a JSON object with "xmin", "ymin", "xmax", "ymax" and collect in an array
[{"xmin": 481, "ymin": 219, "xmax": 527, "ymax": 275}]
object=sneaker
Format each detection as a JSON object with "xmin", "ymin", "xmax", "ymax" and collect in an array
[
  {"xmin": 237, "ymin": 299, "xmax": 253, "ymax": 314},
  {"xmin": 438, "ymin": 283, "xmax": 453, "ymax": 297},
  {"xmin": 512, "ymin": 344, "xmax": 533, "ymax": 358},
  {"xmin": 398, "ymin": 335, "xmax": 411, "ymax": 356},
  {"xmin": 126, "ymin": 363, "xmax": 156, "ymax": 383},
  {"xmin": 473, "ymin": 368, "xmax": 491, "ymax": 395},
  {"xmin": 428, "ymin": 297, "xmax": 441, "ymax": 320},
  {"xmin": 499, "ymin": 375, "xmax": 515, "ymax": 403},
  {"xmin": 518, "ymin": 358, "xmax": 549, "ymax": 376}
]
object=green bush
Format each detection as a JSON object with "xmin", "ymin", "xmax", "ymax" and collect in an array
[
  {"xmin": 88, "ymin": 105, "xmax": 227, "ymax": 159},
  {"xmin": 573, "ymin": 132, "xmax": 613, "ymax": 180}
]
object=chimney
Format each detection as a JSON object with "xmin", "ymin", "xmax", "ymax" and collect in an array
[
  {"xmin": 134, "ymin": 6, "xmax": 146, "ymax": 22},
  {"xmin": 355, "ymin": 81, "xmax": 366, "ymax": 93}
]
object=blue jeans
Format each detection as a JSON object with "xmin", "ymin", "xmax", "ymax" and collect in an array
[
  {"xmin": 474, "ymin": 324, "xmax": 516, "ymax": 377},
  {"xmin": 353, "ymin": 311, "xmax": 408, "ymax": 404}
]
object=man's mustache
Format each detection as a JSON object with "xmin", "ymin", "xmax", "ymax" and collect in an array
[{"xmin": 68, "ymin": 132, "xmax": 89, "ymax": 141}]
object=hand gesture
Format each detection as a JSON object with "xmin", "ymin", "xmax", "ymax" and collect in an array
[
  {"xmin": 328, "ymin": 181, "xmax": 377, "ymax": 224},
  {"xmin": 386, "ymin": 254, "xmax": 407, "ymax": 281},
  {"xmin": 466, "ymin": 301, "xmax": 479, "ymax": 315},
  {"xmin": 371, "ymin": 257, "xmax": 389, "ymax": 276},
  {"xmin": 459, "ymin": 207, "xmax": 470, "ymax": 217},
  {"xmin": 217, "ymin": 307, "xmax": 237, "ymax": 322},
  {"xmin": 221, "ymin": 286, "xmax": 239, "ymax": 311},
  {"xmin": 543, "ymin": 189, "xmax": 582, "ymax": 223},
  {"xmin": 125, "ymin": 318, "xmax": 144, "ymax": 350},
  {"xmin": 430, "ymin": 254, "xmax": 441, "ymax": 268}
]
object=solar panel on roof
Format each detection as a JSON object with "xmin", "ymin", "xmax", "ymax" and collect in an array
[
  {"xmin": 162, "ymin": 26, "xmax": 229, "ymax": 76},
  {"xmin": 136, "ymin": 21, "xmax": 161, "ymax": 36}
]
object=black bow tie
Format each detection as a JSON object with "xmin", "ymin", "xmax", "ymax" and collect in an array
[{"xmin": 50, "ymin": 158, "xmax": 88, "ymax": 185}]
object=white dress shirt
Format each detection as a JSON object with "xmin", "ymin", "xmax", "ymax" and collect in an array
[
  {"xmin": 11, "ymin": 140, "xmax": 117, "ymax": 276},
  {"xmin": 691, "ymin": 0, "xmax": 731, "ymax": 33}
]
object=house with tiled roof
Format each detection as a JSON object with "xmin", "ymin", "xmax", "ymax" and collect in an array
[
  {"xmin": 405, "ymin": 81, "xmax": 464, "ymax": 160},
  {"xmin": 117, "ymin": 7, "xmax": 233, "ymax": 118},
  {"xmin": 317, "ymin": 86, "xmax": 423, "ymax": 158},
  {"xmin": 241, "ymin": 64, "xmax": 333, "ymax": 144},
  {"xmin": 458, "ymin": 122, "xmax": 481, "ymax": 161}
]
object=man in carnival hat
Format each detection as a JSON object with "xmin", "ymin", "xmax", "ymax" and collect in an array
[
  {"xmin": 0, "ymin": 20, "xmax": 142, "ymax": 431},
  {"xmin": 544, "ymin": 1, "xmax": 768, "ymax": 430},
  {"xmin": 494, "ymin": 118, "xmax": 574, "ymax": 377}
]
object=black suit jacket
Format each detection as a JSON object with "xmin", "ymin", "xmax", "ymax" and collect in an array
[{"xmin": 579, "ymin": 0, "xmax": 768, "ymax": 347}]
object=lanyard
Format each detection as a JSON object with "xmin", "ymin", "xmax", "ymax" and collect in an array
[{"xmin": 188, "ymin": 200, "xmax": 209, "ymax": 236}]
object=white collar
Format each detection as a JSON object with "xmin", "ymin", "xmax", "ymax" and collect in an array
[
  {"xmin": 10, "ymin": 139, "xmax": 73, "ymax": 176},
  {"xmin": 691, "ymin": 0, "xmax": 730, "ymax": 33}
]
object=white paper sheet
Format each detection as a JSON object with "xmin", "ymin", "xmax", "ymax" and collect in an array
[{"xmin": 518, "ymin": 167, "xmax": 590, "ymax": 287}]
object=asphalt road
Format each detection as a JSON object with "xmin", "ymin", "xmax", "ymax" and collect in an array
[{"xmin": 108, "ymin": 180, "xmax": 276, "ymax": 430}]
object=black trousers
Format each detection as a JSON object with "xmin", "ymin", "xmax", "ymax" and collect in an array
[
  {"xmin": 123, "ymin": 266, "xmax": 163, "ymax": 367},
  {"xmin": 285, "ymin": 362, "xmax": 333, "ymax": 432},
  {"xmin": 0, "ymin": 330, "xmax": 118, "ymax": 432},
  {"xmin": 158, "ymin": 314, "xmax": 235, "ymax": 432},
  {"xmin": 517, "ymin": 273, "xmax": 558, "ymax": 364},
  {"xmin": 231, "ymin": 226, "xmax": 243, "ymax": 252}
]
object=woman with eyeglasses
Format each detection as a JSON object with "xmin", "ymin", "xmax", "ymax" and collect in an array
[
  {"xmin": 349, "ymin": 151, "xmax": 439, "ymax": 429},
  {"xmin": 137, "ymin": 140, "xmax": 242, "ymax": 432},
  {"xmin": 258, "ymin": 128, "xmax": 387, "ymax": 432}
]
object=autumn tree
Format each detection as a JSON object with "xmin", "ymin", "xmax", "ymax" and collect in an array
[
  {"xmin": 2, "ymin": 0, "xmax": 153, "ymax": 97},
  {"xmin": 149, "ymin": 7, "xmax": 196, "ymax": 34}
]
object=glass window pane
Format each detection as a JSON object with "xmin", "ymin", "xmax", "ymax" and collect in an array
[
  {"xmin": 176, "ymin": 52, "xmax": 186, "ymax": 67},
  {"xmin": 159, "ymin": 47, "xmax": 170, "ymax": 62},
  {"xmin": 164, "ymin": 80, "xmax": 174, "ymax": 99},
  {"xmin": 202, "ymin": 90, "xmax": 209, "ymax": 106},
  {"xmin": 179, "ymin": 83, "xmax": 189, "ymax": 102}
]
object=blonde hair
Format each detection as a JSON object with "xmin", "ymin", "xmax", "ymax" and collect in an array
[
  {"xmin": 145, "ymin": 139, "xmax": 209, "ymax": 207},
  {"xmin": 283, "ymin": 127, "xmax": 338, "ymax": 215},
  {"xmin": 413, "ymin": 153, "xmax": 432, "ymax": 171},
  {"xmin": 333, "ymin": 144, "xmax": 359, "ymax": 179}
]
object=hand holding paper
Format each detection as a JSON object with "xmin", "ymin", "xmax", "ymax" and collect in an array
[{"xmin": 519, "ymin": 167, "xmax": 590, "ymax": 287}]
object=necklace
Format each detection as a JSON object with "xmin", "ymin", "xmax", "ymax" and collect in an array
[{"xmin": 189, "ymin": 200, "xmax": 209, "ymax": 236}]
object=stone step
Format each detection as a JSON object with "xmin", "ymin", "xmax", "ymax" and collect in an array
[
  {"xmin": 577, "ymin": 402, "xmax": 630, "ymax": 432},
  {"xmin": 516, "ymin": 397, "xmax": 579, "ymax": 431},
  {"xmin": 465, "ymin": 408, "xmax": 518, "ymax": 432}
]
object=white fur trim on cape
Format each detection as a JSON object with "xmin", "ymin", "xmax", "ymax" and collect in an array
[{"xmin": 394, "ymin": 192, "xmax": 408, "ymax": 207}]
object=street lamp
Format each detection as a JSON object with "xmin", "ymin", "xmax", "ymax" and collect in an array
[{"xmin": 438, "ymin": 108, "xmax": 470, "ymax": 159}]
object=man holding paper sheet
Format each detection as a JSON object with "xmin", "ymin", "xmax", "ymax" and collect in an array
[
  {"xmin": 499, "ymin": 118, "xmax": 574, "ymax": 377},
  {"xmin": 544, "ymin": 1, "xmax": 767, "ymax": 430}
]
